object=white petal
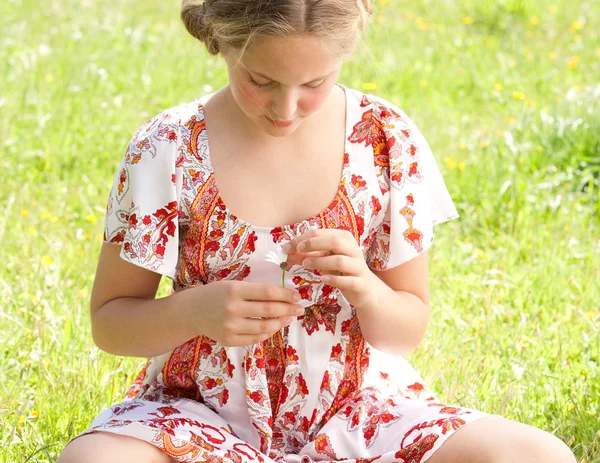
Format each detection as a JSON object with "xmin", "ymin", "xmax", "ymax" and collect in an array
[{"xmin": 265, "ymin": 252, "xmax": 280, "ymax": 265}]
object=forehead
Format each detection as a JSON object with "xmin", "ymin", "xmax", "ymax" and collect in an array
[{"xmin": 235, "ymin": 34, "xmax": 342, "ymax": 84}]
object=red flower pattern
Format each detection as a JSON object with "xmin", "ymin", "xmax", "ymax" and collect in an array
[{"xmin": 86, "ymin": 88, "xmax": 482, "ymax": 462}]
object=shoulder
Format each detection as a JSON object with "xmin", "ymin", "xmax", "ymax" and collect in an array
[
  {"xmin": 122, "ymin": 100, "xmax": 206, "ymax": 168},
  {"xmin": 132, "ymin": 100, "xmax": 203, "ymax": 143},
  {"xmin": 344, "ymin": 85, "xmax": 416, "ymax": 129}
]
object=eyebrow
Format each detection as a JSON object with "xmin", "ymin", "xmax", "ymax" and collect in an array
[{"xmin": 249, "ymin": 69, "xmax": 332, "ymax": 84}]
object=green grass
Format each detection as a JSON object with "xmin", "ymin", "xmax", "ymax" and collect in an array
[{"xmin": 1, "ymin": 0, "xmax": 599, "ymax": 461}]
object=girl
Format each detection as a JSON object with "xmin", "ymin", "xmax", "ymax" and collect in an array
[{"xmin": 58, "ymin": 1, "xmax": 576, "ymax": 462}]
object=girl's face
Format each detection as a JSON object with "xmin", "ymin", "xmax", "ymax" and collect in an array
[{"xmin": 222, "ymin": 34, "xmax": 343, "ymax": 138}]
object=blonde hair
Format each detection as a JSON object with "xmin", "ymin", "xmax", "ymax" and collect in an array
[{"xmin": 181, "ymin": 0, "xmax": 372, "ymax": 58}]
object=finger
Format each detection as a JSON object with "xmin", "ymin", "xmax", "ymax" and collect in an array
[
  {"xmin": 296, "ymin": 234, "xmax": 356, "ymax": 257},
  {"xmin": 282, "ymin": 229, "xmax": 321, "ymax": 254},
  {"xmin": 228, "ymin": 333, "xmax": 274, "ymax": 347},
  {"xmin": 302, "ymin": 254, "xmax": 360, "ymax": 275},
  {"xmin": 239, "ymin": 282, "xmax": 301, "ymax": 303},
  {"xmin": 286, "ymin": 250, "xmax": 329, "ymax": 266},
  {"xmin": 239, "ymin": 316, "xmax": 296, "ymax": 335},
  {"xmin": 242, "ymin": 301, "xmax": 305, "ymax": 318}
]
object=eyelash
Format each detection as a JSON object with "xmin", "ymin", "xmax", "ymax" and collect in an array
[
  {"xmin": 250, "ymin": 78, "xmax": 275, "ymax": 89},
  {"xmin": 249, "ymin": 78, "xmax": 324, "ymax": 89}
]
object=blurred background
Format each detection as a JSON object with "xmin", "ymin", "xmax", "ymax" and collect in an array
[{"xmin": 0, "ymin": 0, "xmax": 598, "ymax": 461}]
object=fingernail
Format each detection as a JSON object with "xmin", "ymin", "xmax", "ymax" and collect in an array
[
  {"xmin": 297, "ymin": 242, "xmax": 305, "ymax": 251},
  {"xmin": 303, "ymin": 259, "xmax": 311, "ymax": 266},
  {"xmin": 296, "ymin": 307, "xmax": 305, "ymax": 315}
]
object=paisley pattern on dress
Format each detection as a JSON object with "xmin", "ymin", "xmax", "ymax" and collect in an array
[{"xmin": 75, "ymin": 85, "xmax": 488, "ymax": 462}]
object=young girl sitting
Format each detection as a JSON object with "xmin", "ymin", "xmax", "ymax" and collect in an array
[{"xmin": 57, "ymin": 1, "xmax": 576, "ymax": 462}]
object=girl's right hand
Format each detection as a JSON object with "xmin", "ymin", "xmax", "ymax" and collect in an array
[{"xmin": 185, "ymin": 280, "xmax": 305, "ymax": 347}]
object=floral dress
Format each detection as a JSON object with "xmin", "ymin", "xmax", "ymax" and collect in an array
[{"xmin": 70, "ymin": 84, "xmax": 490, "ymax": 462}]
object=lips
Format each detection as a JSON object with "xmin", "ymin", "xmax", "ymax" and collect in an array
[{"xmin": 268, "ymin": 117, "xmax": 295, "ymax": 128}]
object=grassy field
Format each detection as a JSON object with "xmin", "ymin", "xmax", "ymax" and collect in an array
[{"xmin": 1, "ymin": 0, "xmax": 599, "ymax": 461}]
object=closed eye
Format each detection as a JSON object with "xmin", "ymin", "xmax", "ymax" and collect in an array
[
  {"xmin": 250, "ymin": 78, "xmax": 275, "ymax": 89},
  {"xmin": 305, "ymin": 80, "xmax": 325, "ymax": 89}
]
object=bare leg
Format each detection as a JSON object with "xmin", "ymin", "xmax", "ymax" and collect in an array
[
  {"xmin": 426, "ymin": 416, "xmax": 576, "ymax": 463},
  {"xmin": 56, "ymin": 431, "xmax": 175, "ymax": 463}
]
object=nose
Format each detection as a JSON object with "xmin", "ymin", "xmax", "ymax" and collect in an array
[{"xmin": 271, "ymin": 88, "xmax": 298, "ymax": 121}]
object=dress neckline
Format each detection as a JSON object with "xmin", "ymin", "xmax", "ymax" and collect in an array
[{"xmin": 198, "ymin": 83, "xmax": 351, "ymax": 232}]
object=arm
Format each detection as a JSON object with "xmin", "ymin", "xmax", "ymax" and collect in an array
[
  {"xmin": 354, "ymin": 252, "xmax": 431, "ymax": 356},
  {"xmin": 90, "ymin": 243, "xmax": 304, "ymax": 358},
  {"xmin": 90, "ymin": 242, "xmax": 201, "ymax": 357},
  {"xmin": 284, "ymin": 229, "xmax": 431, "ymax": 357}
]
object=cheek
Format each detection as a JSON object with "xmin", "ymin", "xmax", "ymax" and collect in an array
[
  {"xmin": 235, "ymin": 81, "xmax": 270, "ymax": 115},
  {"xmin": 299, "ymin": 88, "xmax": 333, "ymax": 114}
]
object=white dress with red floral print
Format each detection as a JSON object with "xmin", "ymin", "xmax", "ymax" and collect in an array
[{"xmin": 70, "ymin": 85, "xmax": 490, "ymax": 462}]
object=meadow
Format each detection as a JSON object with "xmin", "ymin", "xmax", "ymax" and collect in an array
[{"xmin": 0, "ymin": 0, "xmax": 598, "ymax": 461}]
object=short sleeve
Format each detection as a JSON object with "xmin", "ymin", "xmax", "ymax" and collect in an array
[
  {"xmin": 365, "ymin": 103, "xmax": 458, "ymax": 271},
  {"xmin": 103, "ymin": 110, "xmax": 181, "ymax": 279}
]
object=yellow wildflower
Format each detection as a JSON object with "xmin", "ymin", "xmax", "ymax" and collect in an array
[
  {"xmin": 518, "ymin": 158, "xmax": 524, "ymax": 165},
  {"xmin": 548, "ymin": 51, "xmax": 557, "ymax": 60},
  {"xmin": 21, "ymin": 209, "xmax": 29, "ymax": 216},
  {"xmin": 45, "ymin": 75, "xmax": 53, "ymax": 83},
  {"xmin": 459, "ymin": 143, "xmax": 467, "ymax": 150},
  {"xmin": 529, "ymin": 17, "xmax": 539, "ymax": 25},
  {"xmin": 416, "ymin": 17, "xmax": 428, "ymax": 30},
  {"xmin": 51, "ymin": 216, "xmax": 59, "ymax": 223},
  {"xmin": 31, "ymin": 411, "xmax": 40, "ymax": 418},
  {"xmin": 85, "ymin": 214, "xmax": 98, "ymax": 223},
  {"xmin": 571, "ymin": 20, "xmax": 583, "ymax": 31},
  {"xmin": 536, "ymin": 145, "xmax": 543, "ymax": 152},
  {"xmin": 479, "ymin": 140, "xmax": 488, "ymax": 148},
  {"xmin": 527, "ymin": 99, "xmax": 536, "ymax": 107},
  {"xmin": 508, "ymin": 117, "xmax": 517, "ymax": 125},
  {"xmin": 41, "ymin": 211, "xmax": 51, "ymax": 219},
  {"xmin": 17, "ymin": 426, "xmax": 24, "ymax": 435},
  {"xmin": 493, "ymin": 83, "xmax": 503, "ymax": 91},
  {"xmin": 28, "ymin": 226, "xmax": 36, "ymax": 234},
  {"xmin": 419, "ymin": 79, "xmax": 428, "ymax": 87},
  {"xmin": 462, "ymin": 16, "xmax": 473, "ymax": 25},
  {"xmin": 568, "ymin": 56, "xmax": 581, "ymax": 69},
  {"xmin": 362, "ymin": 82, "xmax": 377, "ymax": 91},
  {"xmin": 458, "ymin": 162, "xmax": 466, "ymax": 171},
  {"xmin": 564, "ymin": 225, "xmax": 569, "ymax": 231},
  {"xmin": 444, "ymin": 156, "xmax": 457, "ymax": 169},
  {"xmin": 18, "ymin": 416, "xmax": 25, "ymax": 425},
  {"xmin": 550, "ymin": 5, "xmax": 558, "ymax": 13},
  {"xmin": 512, "ymin": 91, "xmax": 526, "ymax": 100},
  {"xmin": 41, "ymin": 255, "xmax": 54, "ymax": 265}
]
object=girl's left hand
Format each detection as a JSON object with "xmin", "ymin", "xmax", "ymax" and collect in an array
[{"xmin": 282, "ymin": 229, "xmax": 382, "ymax": 308}]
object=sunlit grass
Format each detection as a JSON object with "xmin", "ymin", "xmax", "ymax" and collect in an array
[{"xmin": 0, "ymin": 0, "xmax": 598, "ymax": 461}]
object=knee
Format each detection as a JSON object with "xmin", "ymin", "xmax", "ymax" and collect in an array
[
  {"xmin": 514, "ymin": 429, "xmax": 577, "ymax": 463},
  {"xmin": 56, "ymin": 435, "xmax": 97, "ymax": 463},
  {"xmin": 56, "ymin": 432, "xmax": 173, "ymax": 463},
  {"xmin": 489, "ymin": 417, "xmax": 577, "ymax": 463}
]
